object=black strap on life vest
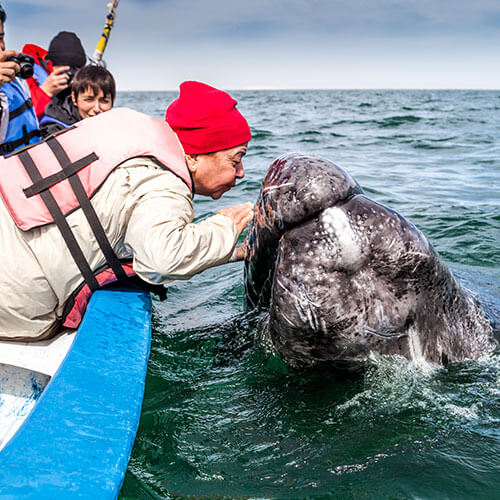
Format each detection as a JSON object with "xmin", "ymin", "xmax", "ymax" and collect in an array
[
  {"xmin": 23, "ymin": 152, "xmax": 99, "ymax": 197},
  {"xmin": 18, "ymin": 148, "xmax": 100, "ymax": 292},
  {"xmin": 45, "ymin": 137, "xmax": 129, "ymax": 283},
  {"xmin": 0, "ymin": 125, "xmax": 41, "ymax": 155},
  {"xmin": 3, "ymin": 124, "xmax": 75, "ymax": 159},
  {"xmin": 18, "ymin": 135, "xmax": 129, "ymax": 291},
  {"xmin": 9, "ymin": 98, "xmax": 34, "ymax": 120},
  {"xmin": 61, "ymin": 261, "xmax": 167, "ymax": 326}
]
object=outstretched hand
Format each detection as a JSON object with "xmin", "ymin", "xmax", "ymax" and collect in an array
[
  {"xmin": 217, "ymin": 201, "xmax": 254, "ymax": 234},
  {"xmin": 217, "ymin": 202, "xmax": 254, "ymax": 262}
]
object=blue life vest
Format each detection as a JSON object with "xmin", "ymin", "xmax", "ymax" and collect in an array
[
  {"xmin": 39, "ymin": 114, "xmax": 70, "ymax": 128},
  {"xmin": 32, "ymin": 62, "xmax": 49, "ymax": 86},
  {"xmin": 0, "ymin": 79, "xmax": 41, "ymax": 155}
]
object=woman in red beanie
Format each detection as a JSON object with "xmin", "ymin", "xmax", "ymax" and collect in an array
[
  {"xmin": 0, "ymin": 82, "xmax": 254, "ymax": 340},
  {"xmin": 166, "ymin": 80, "xmax": 254, "ymax": 259},
  {"xmin": 166, "ymin": 81, "xmax": 250, "ymax": 196}
]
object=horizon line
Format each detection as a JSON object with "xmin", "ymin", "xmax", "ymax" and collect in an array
[{"xmin": 116, "ymin": 87, "xmax": 500, "ymax": 92}]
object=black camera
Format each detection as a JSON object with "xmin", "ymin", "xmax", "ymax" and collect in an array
[
  {"xmin": 6, "ymin": 53, "xmax": 35, "ymax": 79},
  {"xmin": 65, "ymin": 67, "xmax": 77, "ymax": 83}
]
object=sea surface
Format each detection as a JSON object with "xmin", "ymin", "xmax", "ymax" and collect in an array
[{"xmin": 116, "ymin": 90, "xmax": 500, "ymax": 500}]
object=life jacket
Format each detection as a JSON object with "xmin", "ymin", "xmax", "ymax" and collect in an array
[
  {"xmin": 0, "ymin": 107, "xmax": 191, "ymax": 328},
  {"xmin": 0, "ymin": 79, "xmax": 41, "ymax": 155},
  {"xmin": 39, "ymin": 114, "xmax": 69, "ymax": 129}
]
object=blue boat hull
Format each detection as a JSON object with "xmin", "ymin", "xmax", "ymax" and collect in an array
[{"xmin": 0, "ymin": 286, "xmax": 152, "ymax": 499}]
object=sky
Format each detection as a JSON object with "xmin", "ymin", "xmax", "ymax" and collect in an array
[{"xmin": 5, "ymin": 0, "xmax": 500, "ymax": 91}]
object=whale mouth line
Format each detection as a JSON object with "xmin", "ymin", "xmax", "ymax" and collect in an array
[{"xmin": 364, "ymin": 327, "xmax": 408, "ymax": 339}]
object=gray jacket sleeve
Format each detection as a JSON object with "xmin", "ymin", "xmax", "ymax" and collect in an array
[{"xmin": 121, "ymin": 161, "xmax": 239, "ymax": 284}]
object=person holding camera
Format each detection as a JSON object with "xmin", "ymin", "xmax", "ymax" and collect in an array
[
  {"xmin": 0, "ymin": 3, "xmax": 40, "ymax": 155},
  {"xmin": 40, "ymin": 64, "xmax": 115, "ymax": 138},
  {"xmin": 23, "ymin": 31, "xmax": 87, "ymax": 119}
]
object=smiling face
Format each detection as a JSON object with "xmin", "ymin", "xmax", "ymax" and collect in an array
[
  {"xmin": 186, "ymin": 143, "xmax": 248, "ymax": 199},
  {"xmin": 71, "ymin": 86, "xmax": 113, "ymax": 120}
]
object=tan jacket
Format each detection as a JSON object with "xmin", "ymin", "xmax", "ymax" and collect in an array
[{"xmin": 0, "ymin": 157, "xmax": 238, "ymax": 340}]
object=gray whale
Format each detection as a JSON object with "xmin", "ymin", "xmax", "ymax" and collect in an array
[{"xmin": 244, "ymin": 153, "xmax": 496, "ymax": 368}]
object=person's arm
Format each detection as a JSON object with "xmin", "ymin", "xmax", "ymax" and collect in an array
[
  {"xmin": 25, "ymin": 65, "xmax": 69, "ymax": 118},
  {"xmin": 124, "ymin": 168, "xmax": 249, "ymax": 284},
  {"xmin": 216, "ymin": 203, "xmax": 254, "ymax": 261}
]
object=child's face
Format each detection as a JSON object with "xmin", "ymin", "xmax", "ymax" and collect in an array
[{"xmin": 72, "ymin": 86, "xmax": 113, "ymax": 120}]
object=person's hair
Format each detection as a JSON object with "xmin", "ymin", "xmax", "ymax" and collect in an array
[
  {"xmin": 0, "ymin": 3, "xmax": 6, "ymax": 23},
  {"xmin": 71, "ymin": 65, "xmax": 116, "ymax": 103}
]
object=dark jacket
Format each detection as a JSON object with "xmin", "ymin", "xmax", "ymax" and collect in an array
[{"xmin": 39, "ymin": 88, "xmax": 81, "ymax": 138}]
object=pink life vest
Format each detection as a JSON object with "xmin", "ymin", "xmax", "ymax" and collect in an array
[
  {"xmin": 0, "ymin": 107, "xmax": 191, "ymax": 230},
  {"xmin": 0, "ymin": 107, "xmax": 191, "ymax": 328}
]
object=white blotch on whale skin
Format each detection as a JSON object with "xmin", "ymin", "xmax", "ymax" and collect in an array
[
  {"xmin": 321, "ymin": 207, "xmax": 362, "ymax": 270},
  {"xmin": 386, "ymin": 238, "xmax": 397, "ymax": 251},
  {"xmin": 263, "ymin": 182, "xmax": 295, "ymax": 193},
  {"xmin": 407, "ymin": 326, "xmax": 432, "ymax": 373},
  {"xmin": 373, "ymin": 299, "xmax": 388, "ymax": 326}
]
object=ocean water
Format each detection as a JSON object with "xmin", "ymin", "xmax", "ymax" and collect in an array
[{"xmin": 116, "ymin": 90, "xmax": 500, "ymax": 500}]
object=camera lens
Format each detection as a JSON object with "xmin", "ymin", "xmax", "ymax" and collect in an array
[
  {"xmin": 19, "ymin": 63, "xmax": 34, "ymax": 79},
  {"xmin": 6, "ymin": 54, "xmax": 35, "ymax": 80}
]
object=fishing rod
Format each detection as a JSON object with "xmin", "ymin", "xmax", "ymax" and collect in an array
[{"xmin": 91, "ymin": 0, "xmax": 120, "ymax": 66}]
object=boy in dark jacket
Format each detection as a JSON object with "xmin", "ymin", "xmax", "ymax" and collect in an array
[{"xmin": 40, "ymin": 64, "xmax": 115, "ymax": 138}]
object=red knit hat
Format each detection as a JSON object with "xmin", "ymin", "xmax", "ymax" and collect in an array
[{"xmin": 165, "ymin": 81, "xmax": 251, "ymax": 154}]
